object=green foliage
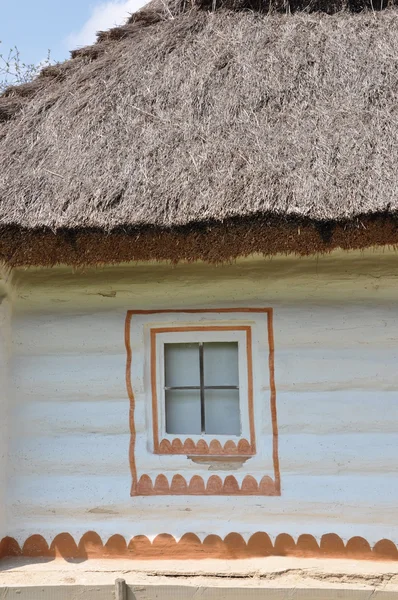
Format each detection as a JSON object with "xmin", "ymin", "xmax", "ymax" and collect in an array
[{"xmin": 0, "ymin": 42, "xmax": 52, "ymax": 93}]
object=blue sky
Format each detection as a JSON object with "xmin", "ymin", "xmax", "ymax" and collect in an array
[{"xmin": 1, "ymin": 0, "xmax": 146, "ymax": 66}]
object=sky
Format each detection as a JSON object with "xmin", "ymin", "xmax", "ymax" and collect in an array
[{"xmin": 0, "ymin": 0, "xmax": 147, "ymax": 67}]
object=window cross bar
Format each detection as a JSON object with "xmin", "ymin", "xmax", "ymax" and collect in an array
[
  {"xmin": 164, "ymin": 386, "xmax": 239, "ymax": 391},
  {"xmin": 199, "ymin": 342, "xmax": 205, "ymax": 434}
]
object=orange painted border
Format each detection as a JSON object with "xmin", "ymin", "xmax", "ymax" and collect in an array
[
  {"xmin": 1, "ymin": 531, "xmax": 397, "ymax": 561},
  {"xmin": 125, "ymin": 311, "xmax": 137, "ymax": 495},
  {"xmin": 150, "ymin": 325, "xmax": 255, "ymax": 455},
  {"xmin": 267, "ymin": 310, "xmax": 280, "ymax": 495},
  {"xmin": 125, "ymin": 308, "xmax": 280, "ymax": 497}
]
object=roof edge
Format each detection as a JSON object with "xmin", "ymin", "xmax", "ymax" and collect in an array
[{"xmin": 2, "ymin": 213, "xmax": 398, "ymax": 267}]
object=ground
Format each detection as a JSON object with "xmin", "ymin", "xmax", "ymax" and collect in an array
[{"xmin": 0, "ymin": 556, "xmax": 398, "ymax": 592}]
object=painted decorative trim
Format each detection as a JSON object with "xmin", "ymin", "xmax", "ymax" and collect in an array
[
  {"xmin": 158, "ymin": 438, "xmax": 254, "ymax": 455},
  {"xmin": 150, "ymin": 325, "xmax": 256, "ymax": 456},
  {"xmin": 0, "ymin": 532, "xmax": 397, "ymax": 561},
  {"xmin": 125, "ymin": 308, "xmax": 280, "ymax": 497},
  {"xmin": 136, "ymin": 474, "xmax": 277, "ymax": 495}
]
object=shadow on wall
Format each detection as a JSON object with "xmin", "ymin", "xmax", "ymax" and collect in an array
[{"xmin": 0, "ymin": 531, "xmax": 398, "ymax": 563}]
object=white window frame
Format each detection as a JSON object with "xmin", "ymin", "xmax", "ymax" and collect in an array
[{"xmin": 154, "ymin": 329, "xmax": 251, "ymax": 444}]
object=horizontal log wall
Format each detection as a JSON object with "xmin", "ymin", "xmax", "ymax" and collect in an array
[
  {"xmin": 0, "ymin": 299, "xmax": 10, "ymax": 541},
  {"xmin": 5, "ymin": 251, "xmax": 398, "ymax": 549}
]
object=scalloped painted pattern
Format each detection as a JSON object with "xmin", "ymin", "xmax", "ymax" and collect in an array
[
  {"xmin": 0, "ymin": 532, "xmax": 397, "ymax": 561},
  {"xmin": 134, "ymin": 474, "xmax": 277, "ymax": 495},
  {"xmin": 157, "ymin": 438, "xmax": 254, "ymax": 455}
]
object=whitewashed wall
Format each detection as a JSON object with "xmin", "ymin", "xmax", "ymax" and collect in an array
[
  {"xmin": 6, "ymin": 250, "xmax": 398, "ymax": 546},
  {"xmin": 0, "ymin": 297, "xmax": 11, "ymax": 541}
]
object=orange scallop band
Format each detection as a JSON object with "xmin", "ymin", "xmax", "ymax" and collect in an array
[
  {"xmin": 0, "ymin": 531, "xmax": 397, "ymax": 561},
  {"xmin": 158, "ymin": 438, "xmax": 254, "ymax": 455},
  {"xmin": 134, "ymin": 474, "xmax": 277, "ymax": 495}
]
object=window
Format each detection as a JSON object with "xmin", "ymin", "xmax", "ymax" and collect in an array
[
  {"xmin": 126, "ymin": 308, "xmax": 280, "ymax": 496},
  {"xmin": 151, "ymin": 325, "xmax": 255, "ymax": 455},
  {"xmin": 164, "ymin": 342, "xmax": 241, "ymax": 436}
]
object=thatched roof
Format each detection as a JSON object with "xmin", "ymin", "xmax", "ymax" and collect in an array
[{"xmin": 1, "ymin": 1, "xmax": 398, "ymax": 265}]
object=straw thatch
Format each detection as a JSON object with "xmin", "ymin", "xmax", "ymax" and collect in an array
[{"xmin": 1, "ymin": 2, "xmax": 398, "ymax": 265}]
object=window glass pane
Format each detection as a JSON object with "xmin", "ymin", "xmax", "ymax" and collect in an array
[
  {"xmin": 164, "ymin": 343, "xmax": 200, "ymax": 387},
  {"xmin": 203, "ymin": 342, "xmax": 239, "ymax": 387},
  {"xmin": 204, "ymin": 389, "xmax": 241, "ymax": 435},
  {"xmin": 165, "ymin": 390, "xmax": 202, "ymax": 434}
]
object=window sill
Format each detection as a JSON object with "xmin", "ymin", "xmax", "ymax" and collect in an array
[{"xmin": 188, "ymin": 455, "xmax": 252, "ymax": 470}]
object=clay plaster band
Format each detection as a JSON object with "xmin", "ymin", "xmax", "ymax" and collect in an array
[
  {"xmin": 125, "ymin": 309, "xmax": 280, "ymax": 496},
  {"xmin": 0, "ymin": 532, "xmax": 397, "ymax": 561}
]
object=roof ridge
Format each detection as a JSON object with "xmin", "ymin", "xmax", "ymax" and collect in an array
[{"xmin": 1, "ymin": 0, "xmax": 397, "ymax": 124}]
